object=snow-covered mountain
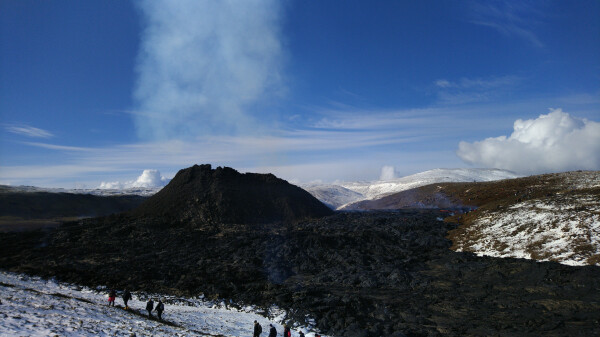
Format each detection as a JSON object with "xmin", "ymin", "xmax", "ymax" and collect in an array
[
  {"xmin": 302, "ymin": 168, "xmax": 521, "ymax": 209},
  {"xmin": 0, "ymin": 271, "xmax": 326, "ymax": 337},
  {"xmin": 300, "ymin": 184, "xmax": 364, "ymax": 210}
]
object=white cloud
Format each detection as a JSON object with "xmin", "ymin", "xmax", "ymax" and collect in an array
[
  {"xmin": 133, "ymin": 0, "xmax": 283, "ymax": 140},
  {"xmin": 99, "ymin": 169, "xmax": 170, "ymax": 190},
  {"xmin": 457, "ymin": 109, "xmax": 600, "ymax": 174},
  {"xmin": 6, "ymin": 125, "xmax": 53, "ymax": 138},
  {"xmin": 379, "ymin": 165, "xmax": 396, "ymax": 180}
]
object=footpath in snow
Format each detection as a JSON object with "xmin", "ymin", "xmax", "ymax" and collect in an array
[{"xmin": 0, "ymin": 271, "xmax": 326, "ymax": 337}]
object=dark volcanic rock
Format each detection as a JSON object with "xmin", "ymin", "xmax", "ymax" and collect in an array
[
  {"xmin": 0, "ymin": 190, "xmax": 146, "ymax": 219},
  {"xmin": 131, "ymin": 164, "xmax": 333, "ymax": 224}
]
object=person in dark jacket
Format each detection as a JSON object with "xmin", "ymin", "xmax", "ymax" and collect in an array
[
  {"xmin": 122, "ymin": 289, "xmax": 132, "ymax": 309},
  {"xmin": 155, "ymin": 299, "xmax": 165, "ymax": 320},
  {"xmin": 298, "ymin": 331, "xmax": 305, "ymax": 337},
  {"xmin": 268, "ymin": 324, "xmax": 277, "ymax": 337},
  {"xmin": 253, "ymin": 320, "xmax": 262, "ymax": 337},
  {"xmin": 146, "ymin": 299, "xmax": 154, "ymax": 318},
  {"xmin": 108, "ymin": 289, "xmax": 116, "ymax": 306}
]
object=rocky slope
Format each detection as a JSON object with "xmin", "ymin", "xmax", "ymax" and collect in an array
[
  {"xmin": 131, "ymin": 164, "xmax": 333, "ymax": 224},
  {"xmin": 343, "ymin": 170, "xmax": 600, "ymax": 266}
]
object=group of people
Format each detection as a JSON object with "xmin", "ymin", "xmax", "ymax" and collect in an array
[
  {"xmin": 110, "ymin": 289, "xmax": 318, "ymax": 335},
  {"xmin": 254, "ymin": 320, "xmax": 318, "ymax": 337},
  {"xmin": 146, "ymin": 298, "xmax": 165, "ymax": 320},
  {"xmin": 107, "ymin": 289, "xmax": 165, "ymax": 320}
]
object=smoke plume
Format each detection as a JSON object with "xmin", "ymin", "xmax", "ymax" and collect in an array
[
  {"xmin": 133, "ymin": 0, "xmax": 284, "ymax": 140},
  {"xmin": 380, "ymin": 165, "xmax": 396, "ymax": 180}
]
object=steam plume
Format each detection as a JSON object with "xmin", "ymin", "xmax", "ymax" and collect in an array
[{"xmin": 134, "ymin": 0, "xmax": 283, "ymax": 140}]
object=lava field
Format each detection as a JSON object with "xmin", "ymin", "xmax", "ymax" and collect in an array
[{"xmin": 1, "ymin": 210, "xmax": 599, "ymax": 336}]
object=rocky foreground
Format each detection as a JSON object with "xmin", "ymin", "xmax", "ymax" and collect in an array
[{"xmin": 1, "ymin": 210, "xmax": 599, "ymax": 336}]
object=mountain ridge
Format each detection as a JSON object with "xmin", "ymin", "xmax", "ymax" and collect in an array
[{"xmin": 303, "ymin": 168, "xmax": 520, "ymax": 209}]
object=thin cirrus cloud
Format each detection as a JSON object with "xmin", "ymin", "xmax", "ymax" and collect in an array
[
  {"xmin": 468, "ymin": 0, "xmax": 545, "ymax": 48},
  {"xmin": 133, "ymin": 0, "xmax": 284, "ymax": 141},
  {"xmin": 5, "ymin": 125, "xmax": 54, "ymax": 138},
  {"xmin": 0, "ymin": 109, "xmax": 469, "ymax": 186},
  {"xmin": 433, "ymin": 75, "xmax": 523, "ymax": 105},
  {"xmin": 457, "ymin": 109, "xmax": 600, "ymax": 174}
]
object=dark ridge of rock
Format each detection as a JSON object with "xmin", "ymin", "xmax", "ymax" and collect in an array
[
  {"xmin": 131, "ymin": 164, "xmax": 333, "ymax": 224},
  {"xmin": 0, "ymin": 191, "xmax": 147, "ymax": 220}
]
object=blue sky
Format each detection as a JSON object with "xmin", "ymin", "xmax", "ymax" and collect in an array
[{"xmin": 1, "ymin": 0, "xmax": 599, "ymax": 187}]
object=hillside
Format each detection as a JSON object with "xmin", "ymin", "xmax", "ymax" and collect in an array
[
  {"xmin": 1, "ymin": 271, "xmax": 322, "ymax": 337},
  {"xmin": 343, "ymin": 171, "xmax": 600, "ymax": 266},
  {"xmin": 0, "ymin": 187, "xmax": 147, "ymax": 232}
]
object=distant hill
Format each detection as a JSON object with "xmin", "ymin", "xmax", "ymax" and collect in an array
[
  {"xmin": 0, "ymin": 186, "xmax": 147, "ymax": 231},
  {"xmin": 300, "ymin": 184, "xmax": 364, "ymax": 210},
  {"xmin": 132, "ymin": 164, "xmax": 333, "ymax": 224},
  {"xmin": 303, "ymin": 168, "xmax": 520, "ymax": 209}
]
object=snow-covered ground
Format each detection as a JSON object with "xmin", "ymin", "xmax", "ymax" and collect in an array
[
  {"xmin": 303, "ymin": 168, "xmax": 520, "ymax": 209},
  {"xmin": 0, "ymin": 271, "xmax": 327, "ymax": 337},
  {"xmin": 454, "ymin": 191, "xmax": 600, "ymax": 266}
]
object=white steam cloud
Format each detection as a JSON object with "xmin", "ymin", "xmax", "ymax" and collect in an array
[
  {"xmin": 457, "ymin": 109, "xmax": 600, "ymax": 174},
  {"xmin": 380, "ymin": 165, "xmax": 396, "ymax": 181},
  {"xmin": 134, "ymin": 0, "xmax": 283, "ymax": 140},
  {"xmin": 99, "ymin": 169, "xmax": 170, "ymax": 189}
]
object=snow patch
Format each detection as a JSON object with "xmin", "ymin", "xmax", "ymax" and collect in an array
[
  {"xmin": 455, "ymin": 194, "xmax": 600, "ymax": 266},
  {"xmin": 0, "ymin": 271, "xmax": 327, "ymax": 337}
]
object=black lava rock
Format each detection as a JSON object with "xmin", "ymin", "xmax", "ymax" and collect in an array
[{"xmin": 131, "ymin": 164, "xmax": 333, "ymax": 225}]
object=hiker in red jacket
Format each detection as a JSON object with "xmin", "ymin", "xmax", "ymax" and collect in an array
[
  {"xmin": 283, "ymin": 324, "xmax": 291, "ymax": 337},
  {"xmin": 108, "ymin": 289, "xmax": 116, "ymax": 306}
]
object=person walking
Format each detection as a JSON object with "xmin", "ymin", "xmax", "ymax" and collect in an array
[
  {"xmin": 108, "ymin": 289, "xmax": 116, "ymax": 306},
  {"xmin": 146, "ymin": 299, "xmax": 154, "ymax": 318},
  {"xmin": 253, "ymin": 320, "xmax": 263, "ymax": 337},
  {"xmin": 122, "ymin": 289, "xmax": 132, "ymax": 309},
  {"xmin": 283, "ymin": 324, "xmax": 291, "ymax": 337},
  {"xmin": 268, "ymin": 324, "xmax": 277, "ymax": 337},
  {"xmin": 155, "ymin": 299, "xmax": 165, "ymax": 320}
]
